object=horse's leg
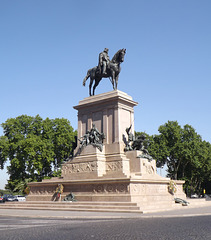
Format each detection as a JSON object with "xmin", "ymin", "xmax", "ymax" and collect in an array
[
  {"xmin": 83, "ymin": 70, "xmax": 90, "ymax": 86},
  {"xmin": 112, "ymin": 71, "xmax": 116, "ymax": 90},
  {"xmin": 108, "ymin": 69, "xmax": 114, "ymax": 90},
  {"xmin": 115, "ymin": 74, "xmax": 119, "ymax": 89},
  {"xmin": 89, "ymin": 78, "xmax": 94, "ymax": 96},
  {"xmin": 93, "ymin": 79, "xmax": 100, "ymax": 95}
]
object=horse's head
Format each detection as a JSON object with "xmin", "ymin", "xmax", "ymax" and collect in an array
[
  {"xmin": 111, "ymin": 48, "xmax": 126, "ymax": 63},
  {"xmin": 119, "ymin": 48, "xmax": 126, "ymax": 62}
]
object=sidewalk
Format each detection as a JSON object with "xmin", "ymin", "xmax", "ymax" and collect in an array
[{"xmin": 0, "ymin": 204, "xmax": 211, "ymax": 219}]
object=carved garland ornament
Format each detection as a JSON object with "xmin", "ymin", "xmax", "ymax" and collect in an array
[
  {"xmin": 30, "ymin": 186, "xmax": 55, "ymax": 195},
  {"xmin": 62, "ymin": 162, "xmax": 98, "ymax": 174},
  {"xmin": 93, "ymin": 183, "xmax": 128, "ymax": 194},
  {"xmin": 106, "ymin": 161, "xmax": 123, "ymax": 172}
]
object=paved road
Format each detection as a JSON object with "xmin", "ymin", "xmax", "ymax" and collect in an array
[
  {"xmin": 0, "ymin": 206, "xmax": 211, "ymax": 239},
  {"xmin": 0, "ymin": 215, "xmax": 210, "ymax": 240}
]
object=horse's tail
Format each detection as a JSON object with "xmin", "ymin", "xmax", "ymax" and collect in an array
[{"xmin": 83, "ymin": 70, "xmax": 91, "ymax": 86}]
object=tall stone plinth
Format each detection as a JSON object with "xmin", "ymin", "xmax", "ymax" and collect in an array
[
  {"xmin": 71, "ymin": 90, "xmax": 138, "ymax": 179},
  {"xmin": 74, "ymin": 90, "xmax": 138, "ymax": 155},
  {"xmin": 27, "ymin": 90, "xmax": 186, "ymax": 210}
]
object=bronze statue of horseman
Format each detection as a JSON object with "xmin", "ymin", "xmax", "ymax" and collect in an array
[{"xmin": 83, "ymin": 48, "xmax": 126, "ymax": 96}]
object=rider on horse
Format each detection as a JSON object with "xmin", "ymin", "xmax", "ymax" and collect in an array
[
  {"xmin": 98, "ymin": 48, "xmax": 110, "ymax": 74},
  {"xmin": 83, "ymin": 48, "xmax": 126, "ymax": 96}
]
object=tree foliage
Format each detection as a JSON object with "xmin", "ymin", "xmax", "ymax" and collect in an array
[
  {"xmin": 0, "ymin": 115, "xmax": 77, "ymax": 192},
  {"xmin": 0, "ymin": 136, "xmax": 9, "ymax": 169},
  {"xmin": 145, "ymin": 121, "xmax": 211, "ymax": 195}
]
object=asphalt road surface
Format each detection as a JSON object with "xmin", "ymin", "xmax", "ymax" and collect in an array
[{"xmin": 0, "ymin": 215, "xmax": 210, "ymax": 240}]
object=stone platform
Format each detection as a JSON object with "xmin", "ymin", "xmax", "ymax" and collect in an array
[{"xmin": 27, "ymin": 90, "xmax": 186, "ymax": 210}]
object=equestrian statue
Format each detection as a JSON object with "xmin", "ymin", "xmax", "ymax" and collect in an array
[{"xmin": 83, "ymin": 48, "xmax": 126, "ymax": 96}]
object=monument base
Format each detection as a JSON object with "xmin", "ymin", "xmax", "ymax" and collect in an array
[
  {"xmin": 27, "ymin": 91, "xmax": 186, "ymax": 211},
  {"xmin": 27, "ymin": 177, "xmax": 185, "ymax": 211},
  {"xmin": 27, "ymin": 150, "xmax": 186, "ymax": 210}
]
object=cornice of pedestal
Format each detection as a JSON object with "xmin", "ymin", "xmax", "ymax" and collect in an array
[{"xmin": 74, "ymin": 90, "xmax": 138, "ymax": 110}]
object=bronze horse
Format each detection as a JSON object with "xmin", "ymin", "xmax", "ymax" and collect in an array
[{"xmin": 83, "ymin": 48, "xmax": 126, "ymax": 96}]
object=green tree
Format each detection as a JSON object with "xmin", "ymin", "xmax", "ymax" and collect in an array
[
  {"xmin": 183, "ymin": 140, "xmax": 211, "ymax": 195},
  {"xmin": 148, "ymin": 121, "xmax": 185, "ymax": 179},
  {"xmin": 147, "ymin": 121, "xmax": 211, "ymax": 194},
  {"xmin": 1, "ymin": 115, "xmax": 77, "ymax": 192},
  {"xmin": 0, "ymin": 136, "xmax": 9, "ymax": 169},
  {"xmin": 51, "ymin": 118, "xmax": 76, "ymax": 171}
]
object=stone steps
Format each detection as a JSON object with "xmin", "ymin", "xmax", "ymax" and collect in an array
[
  {"xmin": 1, "ymin": 199, "xmax": 209, "ymax": 213},
  {"xmin": 5, "ymin": 201, "xmax": 138, "ymax": 206},
  {"xmin": 0, "ymin": 200, "xmax": 181, "ymax": 213},
  {"xmin": 0, "ymin": 201, "xmax": 143, "ymax": 213}
]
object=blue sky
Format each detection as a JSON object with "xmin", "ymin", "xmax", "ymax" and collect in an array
[{"xmin": 1, "ymin": 1, "xmax": 211, "ymax": 189}]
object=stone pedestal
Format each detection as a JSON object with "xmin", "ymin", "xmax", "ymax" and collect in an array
[
  {"xmin": 62, "ymin": 145, "xmax": 107, "ymax": 180},
  {"xmin": 74, "ymin": 90, "xmax": 138, "ymax": 155},
  {"xmin": 27, "ymin": 90, "xmax": 186, "ymax": 209},
  {"xmin": 69, "ymin": 90, "xmax": 138, "ymax": 179}
]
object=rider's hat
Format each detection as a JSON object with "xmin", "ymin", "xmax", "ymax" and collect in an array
[{"xmin": 104, "ymin": 48, "xmax": 109, "ymax": 53}]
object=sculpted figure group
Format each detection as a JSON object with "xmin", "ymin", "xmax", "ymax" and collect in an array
[
  {"xmin": 124, "ymin": 126, "xmax": 153, "ymax": 160},
  {"xmin": 78, "ymin": 124, "xmax": 105, "ymax": 152}
]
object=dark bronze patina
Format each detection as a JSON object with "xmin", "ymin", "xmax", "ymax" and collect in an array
[{"xmin": 83, "ymin": 48, "xmax": 126, "ymax": 96}]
